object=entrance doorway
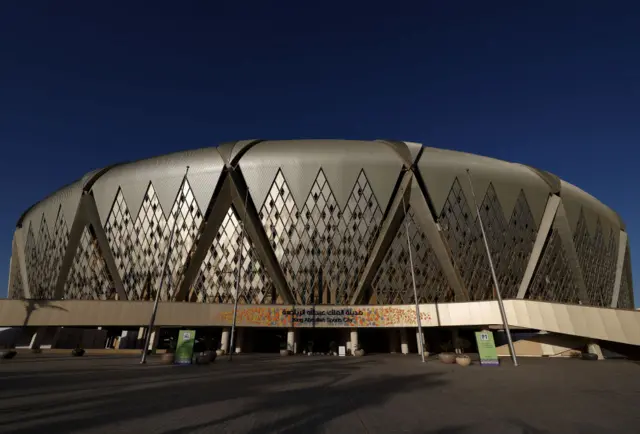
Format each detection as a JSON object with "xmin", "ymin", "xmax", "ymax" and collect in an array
[
  {"xmin": 358, "ymin": 328, "xmax": 391, "ymax": 354},
  {"xmin": 249, "ymin": 328, "xmax": 284, "ymax": 353},
  {"xmin": 299, "ymin": 328, "xmax": 343, "ymax": 354}
]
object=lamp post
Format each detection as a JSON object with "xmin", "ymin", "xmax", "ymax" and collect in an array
[
  {"xmin": 140, "ymin": 166, "xmax": 190, "ymax": 364},
  {"xmin": 465, "ymin": 169, "xmax": 518, "ymax": 367},
  {"xmin": 401, "ymin": 193, "xmax": 425, "ymax": 363}
]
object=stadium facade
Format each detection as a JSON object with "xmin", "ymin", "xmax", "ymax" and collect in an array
[{"xmin": 2, "ymin": 139, "xmax": 638, "ymax": 356}]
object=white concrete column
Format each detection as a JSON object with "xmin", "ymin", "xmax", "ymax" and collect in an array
[
  {"xmin": 220, "ymin": 328, "xmax": 230, "ymax": 354},
  {"xmin": 117, "ymin": 330, "xmax": 130, "ymax": 349},
  {"xmin": 400, "ymin": 328, "xmax": 409, "ymax": 354},
  {"xmin": 147, "ymin": 327, "xmax": 160, "ymax": 353},
  {"xmin": 587, "ymin": 342, "xmax": 604, "ymax": 360},
  {"xmin": 287, "ymin": 328, "xmax": 296, "ymax": 353},
  {"xmin": 344, "ymin": 329, "xmax": 352, "ymax": 353},
  {"xmin": 234, "ymin": 328, "xmax": 244, "ymax": 354},
  {"xmin": 350, "ymin": 329, "xmax": 359, "ymax": 352},
  {"xmin": 29, "ymin": 327, "xmax": 47, "ymax": 350},
  {"xmin": 137, "ymin": 327, "xmax": 146, "ymax": 349}
]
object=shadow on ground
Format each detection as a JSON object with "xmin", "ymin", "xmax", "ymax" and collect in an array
[{"xmin": 0, "ymin": 355, "xmax": 445, "ymax": 433}]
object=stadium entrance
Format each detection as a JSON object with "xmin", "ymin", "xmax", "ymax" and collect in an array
[
  {"xmin": 298, "ymin": 328, "xmax": 343, "ymax": 354},
  {"xmin": 359, "ymin": 328, "xmax": 394, "ymax": 354}
]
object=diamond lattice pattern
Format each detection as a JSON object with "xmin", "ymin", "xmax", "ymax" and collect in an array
[
  {"xmin": 259, "ymin": 169, "xmax": 383, "ymax": 304},
  {"xmin": 8, "ymin": 240, "xmax": 25, "ymax": 299},
  {"xmin": 104, "ymin": 181, "xmax": 203, "ymax": 301},
  {"xmin": 439, "ymin": 180, "xmax": 538, "ymax": 300},
  {"xmin": 527, "ymin": 225, "xmax": 581, "ymax": 304},
  {"xmin": 64, "ymin": 225, "xmax": 117, "ymax": 300},
  {"xmin": 573, "ymin": 211, "xmax": 618, "ymax": 307},
  {"xmin": 23, "ymin": 208, "xmax": 69, "ymax": 299},
  {"xmin": 190, "ymin": 206, "xmax": 274, "ymax": 303},
  {"xmin": 373, "ymin": 208, "xmax": 453, "ymax": 304}
]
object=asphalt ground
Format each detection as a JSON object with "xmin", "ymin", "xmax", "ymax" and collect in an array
[{"xmin": 0, "ymin": 353, "xmax": 638, "ymax": 433}]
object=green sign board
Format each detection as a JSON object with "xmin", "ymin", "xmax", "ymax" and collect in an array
[
  {"xmin": 175, "ymin": 329, "xmax": 196, "ymax": 365},
  {"xmin": 475, "ymin": 330, "xmax": 499, "ymax": 366}
]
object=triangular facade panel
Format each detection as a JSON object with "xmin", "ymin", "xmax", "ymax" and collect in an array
[
  {"xmin": 151, "ymin": 175, "xmax": 185, "ymax": 220},
  {"xmin": 120, "ymin": 179, "xmax": 152, "ymax": 224},
  {"xmin": 258, "ymin": 169, "xmax": 384, "ymax": 304},
  {"xmin": 189, "ymin": 206, "xmax": 275, "ymax": 304},
  {"xmin": 372, "ymin": 207, "xmax": 454, "ymax": 304},
  {"xmin": 526, "ymin": 224, "xmax": 581, "ymax": 304},
  {"xmin": 23, "ymin": 209, "xmax": 69, "ymax": 300},
  {"xmin": 187, "ymin": 171, "xmax": 218, "ymax": 214},
  {"xmin": 8, "ymin": 240, "xmax": 25, "ymax": 299},
  {"xmin": 438, "ymin": 180, "xmax": 538, "ymax": 301},
  {"xmin": 573, "ymin": 212, "xmax": 618, "ymax": 307},
  {"xmin": 64, "ymin": 225, "xmax": 118, "ymax": 300},
  {"xmin": 103, "ymin": 181, "xmax": 204, "ymax": 301},
  {"xmin": 497, "ymin": 190, "xmax": 538, "ymax": 299},
  {"xmin": 438, "ymin": 178, "xmax": 493, "ymax": 300}
]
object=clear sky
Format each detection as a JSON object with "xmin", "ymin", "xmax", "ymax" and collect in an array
[{"xmin": 0, "ymin": 2, "xmax": 638, "ymax": 304}]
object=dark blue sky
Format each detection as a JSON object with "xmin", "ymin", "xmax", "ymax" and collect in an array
[{"xmin": 0, "ymin": 2, "xmax": 638, "ymax": 303}]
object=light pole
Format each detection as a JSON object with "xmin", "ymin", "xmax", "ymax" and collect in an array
[
  {"xmin": 465, "ymin": 169, "xmax": 518, "ymax": 367},
  {"xmin": 401, "ymin": 193, "xmax": 425, "ymax": 363},
  {"xmin": 140, "ymin": 166, "xmax": 190, "ymax": 364}
]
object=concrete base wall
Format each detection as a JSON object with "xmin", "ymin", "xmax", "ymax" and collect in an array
[{"xmin": 496, "ymin": 334, "xmax": 585, "ymax": 357}]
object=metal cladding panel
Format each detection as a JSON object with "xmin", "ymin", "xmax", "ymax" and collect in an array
[
  {"xmin": 91, "ymin": 147, "xmax": 224, "ymax": 225},
  {"xmin": 373, "ymin": 140, "xmax": 422, "ymax": 166},
  {"xmin": 559, "ymin": 180, "xmax": 622, "ymax": 237},
  {"xmin": 417, "ymin": 147, "xmax": 552, "ymax": 226},
  {"xmin": 238, "ymin": 140, "xmax": 406, "ymax": 212},
  {"xmin": 189, "ymin": 206, "xmax": 276, "ymax": 304},
  {"xmin": 20, "ymin": 180, "xmax": 83, "ymax": 239},
  {"xmin": 372, "ymin": 206, "xmax": 454, "ymax": 304},
  {"xmin": 103, "ymin": 179, "xmax": 205, "ymax": 301},
  {"xmin": 18, "ymin": 182, "xmax": 80, "ymax": 300},
  {"xmin": 437, "ymin": 179, "xmax": 539, "ymax": 301},
  {"xmin": 573, "ymin": 214, "xmax": 619, "ymax": 307},
  {"xmin": 256, "ymin": 166, "xmax": 387, "ymax": 304},
  {"xmin": 217, "ymin": 139, "xmax": 262, "ymax": 168},
  {"xmin": 63, "ymin": 225, "xmax": 117, "ymax": 301},
  {"xmin": 403, "ymin": 141, "xmax": 424, "ymax": 164}
]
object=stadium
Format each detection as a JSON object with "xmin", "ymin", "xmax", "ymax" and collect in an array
[{"xmin": 1, "ymin": 139, "xmax": 639, "ymax": 358}]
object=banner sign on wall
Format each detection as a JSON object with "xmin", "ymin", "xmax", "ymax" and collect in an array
[
  {"xmin": 216, "ymin": 305, "xmax": 433, "ymax": 328},
  {"xmin": 475, "ymin": 330, "xmax": 499, "ymax": 366},
  {"xmin": 175, "ymin": 329, "xmax": 196, "ymax": 365}
]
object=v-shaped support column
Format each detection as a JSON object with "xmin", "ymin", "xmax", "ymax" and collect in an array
[
  {"xmin": 350, "ymin": 170, "xmax": 413, "ymax": 304},
  {"xmin": 554, "ymin": 200, "xmax": 589, "ymax": 303},
  {"xmin": 409, "ymin": 172, "xmax": 468, "ymax": 302},
  {"xmin": 54, "ymin": 193, "xmax": 127, "ymax": 300},
  {"xmin": 517, "ymin": 194, "xmax": 561, "ymax": 299},
  {"xmin": 173, "ymin": 176, "xmax": 234, "ymax": 302},
  {"xmin": 611, "ymin": 231, "xmax": 628, "ymax": 308},
  {"xmin": 229, "ymin": 171, "xmax": 295, "ymax": 304},
  {"xmin": 350, "ymin": 168, "xmax": 468, "ymax": 304}
]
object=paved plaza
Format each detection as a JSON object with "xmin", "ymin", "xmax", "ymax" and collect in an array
[{"xmin": 0, "ymin": 353, "xmax": 638, "ymax": 433}]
